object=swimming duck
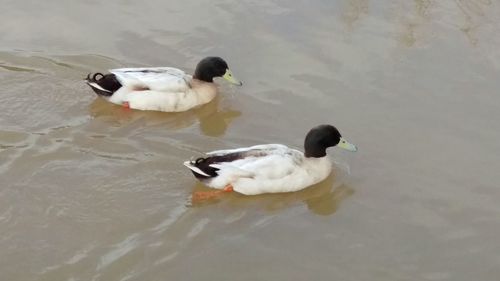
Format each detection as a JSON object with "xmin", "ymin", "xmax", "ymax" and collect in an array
[
  {"xmin": 184, "ymin": 124, "xmax": 357, "ymax": 195},
  {"xmin": 85, "ymin": 57, "xmax": 242, "ymax": 112}
]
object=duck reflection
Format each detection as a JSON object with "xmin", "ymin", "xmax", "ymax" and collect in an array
[
  {"xmin": 188, "ymin": 173, "xmax": 354, "ymax": 216},
  {"xmin": 88, "ymin": 96, "xmax": 241, "ymax": 137}
]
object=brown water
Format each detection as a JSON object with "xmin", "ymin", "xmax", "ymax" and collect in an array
[{"xmin": 1, "ymin": 1, "xmax": 500, "ymax": 280}]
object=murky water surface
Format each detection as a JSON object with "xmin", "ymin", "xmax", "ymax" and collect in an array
[{"xmin": 1, "ymin": 1, "xmax": 499, "ymax": 280}]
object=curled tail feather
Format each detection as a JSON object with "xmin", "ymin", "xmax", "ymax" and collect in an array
[
  {"xmin": 184, "ymin": 154, "xmax": 255, "ymax": 180},
  {"xmin": 85, "ymin": 72, "xmax": 121, "ymax": 97},
  {"xmin": 184, "ymin": 159, "xmax": 212, "ymax": 178}
]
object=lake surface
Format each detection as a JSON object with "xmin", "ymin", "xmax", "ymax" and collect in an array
[{"xmin": 1, "ymin": 1, "xmax": 499, "ymax": 280}]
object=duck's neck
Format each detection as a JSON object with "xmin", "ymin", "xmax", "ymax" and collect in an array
[
  {"xmin": 191, "ymin": 79, "xmax": 217, "ymax": 104},
  {"xmin": 303, "ymin": 155, "xmax": 332, "ymax": 182}
]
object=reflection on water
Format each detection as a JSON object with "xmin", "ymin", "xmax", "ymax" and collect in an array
[
  {"xmin": 341, "ymin": 0, "xmax": 369, "ymax": 30},
  {"xmin": 198, "ymin": 105, "xmax": 241, "ymax": 137},
  {"xmin": 337, "ymin": 0, "xmax": 493, "ymax": 47},
  {"xmin": 189, "ymin": 169, "xmax": 354, "ymax": 216},
  {"xmin": 454, "ymin": 0, "xmax": 492, "ymax": 45},
  {"xmin": 415, "ymin": 0, "xmax": 433, "ymax": 16},
  {"xmin": 396, "ymin": 0, "xmax": 494, "ymax": 46},
  {"xmin": 89, "ymin": 96, "xmax": 241, "ymax": 137},
  {"xmin": 304, "ymin": 184, "xmax": 354, "ymax": 216},
  {"xmin": 395, "ymin": 0, "xmax": 433, "ymax": 47}
]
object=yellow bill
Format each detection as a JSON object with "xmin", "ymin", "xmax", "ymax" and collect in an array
[
  {"xmin": 338, "ymin": 137, "xmax": 358, "ymax": 152},
  {"xmin": 222, "ymin": 69, "xmax": 243, "ymax": 86}
]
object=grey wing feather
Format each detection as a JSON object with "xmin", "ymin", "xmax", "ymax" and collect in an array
[
  {"xmin": 109, "ymin": 67, "xmax": 191, "ymax": 91},
  {"xmin": 206, "ymin": 144, "xmax": 289, "ymax": 157}
]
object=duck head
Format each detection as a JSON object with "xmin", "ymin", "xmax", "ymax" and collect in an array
[
  {"xmin": 304, "ymin": 124, "xmax": 357, "ymax": 158},
  {"xmin": 194, "ymin": 57, "xmax": 243, "ymax": 86}
]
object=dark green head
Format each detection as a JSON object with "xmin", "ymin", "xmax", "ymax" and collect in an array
[
  {"xmin": 304, "ymin": 124, "xmax": 357, "ymax": 158},
  {"xmin": 193, "ymin": 57, "xmax": 242, "ymax": 85}
]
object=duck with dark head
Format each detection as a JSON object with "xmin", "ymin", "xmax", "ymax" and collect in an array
[
  {"xmin": 184, "ymin": 124, "xmax": 357, "ymax": 196},
  {"xmin": 85, "ymin": 56, "xmax": 242, "ymax": 112}
]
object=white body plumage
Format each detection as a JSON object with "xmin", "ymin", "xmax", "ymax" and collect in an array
[
  {"xmin": 102, "ymin": 67, "xmax": 217, "ymax": 112},
  {"xmin": 184, "ymin": 144, "xmax": 333, "ymax": 195}
]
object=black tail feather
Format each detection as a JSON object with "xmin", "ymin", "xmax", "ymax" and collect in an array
[
  {"xmin": 188, "ymin": 157, "xmax": 219, "ymax": 179},
  {"xmin": 85, "ymin": 72, "xmax": 121, "ymax": 97},
  {"xmin": 188, "ymin": 153, "xmax": 247, "ymax": 179}
]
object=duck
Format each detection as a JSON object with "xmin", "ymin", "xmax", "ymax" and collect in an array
[
  {"xmin": 184, "ymin": 124, "xmax": 357, "ymax": 195},
  {"xmin": 85, "ymin": 57, "xmax": 242, "ymax": 112}
]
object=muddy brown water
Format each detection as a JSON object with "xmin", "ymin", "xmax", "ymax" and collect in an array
[{"xmin": 1, "ymin": 1, "xmax": 499, "ymax": 280}]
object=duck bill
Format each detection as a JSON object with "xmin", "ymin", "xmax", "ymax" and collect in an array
[
  {"xmin": 222, "ymin": 69, "xmax": 243, "ymax": 86},
  {"xmin": 338, "ymin": 137, "xmax": 358, "ymax": 152}
]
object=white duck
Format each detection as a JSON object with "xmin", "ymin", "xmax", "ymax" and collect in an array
[
  {"xmin": 184, "ymin": 124, "xmax": 357, "ymax": 195},
  {"xmin": 85, "ymin": 57, "xmax": 242, "ymax": 112}
]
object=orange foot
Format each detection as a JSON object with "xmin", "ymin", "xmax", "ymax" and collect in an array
[
  {"xmin": 192, "ymin": 184, "xmax": 233, "ymax": 203},
  {"xmin": 122, "ymin": 101, "xmax": 130, "ymax": 109}
]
